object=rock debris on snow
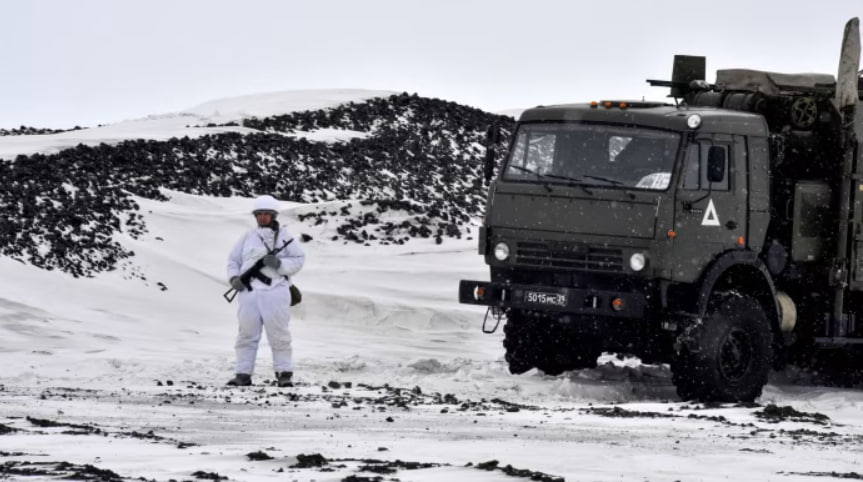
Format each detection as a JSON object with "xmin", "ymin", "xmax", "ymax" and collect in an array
[
  {"xmin": 0, "ymin": 125, "xmax": 86, "ymax": 136},
  {"xmin": 754, "ymin": 404, "xmax": 831, "ymax": 425},
  {"xmin": 0, "ymin": 92, "xmax": 514, "ymax": 278},
  {"xmin": 5, "ymin": 378, "xmax": 863, "ymax": 480}
]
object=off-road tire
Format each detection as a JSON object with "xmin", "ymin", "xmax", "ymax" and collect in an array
[
  {"xmin": 503, "ymin": 312, "xmax": 536, "ymax": 374},
  {"xmin": 672, "ymin": 292, "xmax": 773, "ymax": 402}
]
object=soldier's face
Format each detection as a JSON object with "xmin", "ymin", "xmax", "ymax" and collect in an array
[{"xmin": 254, "ymin": 211, "xmax": 274, "ymax": 226}]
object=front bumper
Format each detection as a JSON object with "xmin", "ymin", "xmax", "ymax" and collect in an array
[{"xmin": 458, "ymin": 279, "xmax": 646, "ymax": 319}]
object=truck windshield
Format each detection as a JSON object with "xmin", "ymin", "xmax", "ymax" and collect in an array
[{"xmin": 503, "ymin": 123, "xmax": 681, "ymax": 191}]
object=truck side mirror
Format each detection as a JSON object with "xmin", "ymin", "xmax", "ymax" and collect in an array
[
  {"xmin": 484, "ymin": 125, "xmax": 501, "ymax": 184},
  {"xmin": 707, "ymin": 146, "xmax": 726, "ymax": 184},
  {"xmin": 484, "ymin": 149, "xmax": 496, "ymax": 183},
  {"xmin": 486, "ymin": 124, "xmax": 501, "ymax": 145}
]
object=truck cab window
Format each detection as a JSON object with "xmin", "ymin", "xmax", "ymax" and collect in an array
[
  {"xmin": 683, "ymin": 144, "xmax": 700, "ymax": 190},
  {"xmin": 682, "ymin": 142, "xmax": 730, "ymax": 191},
  {"xmin": 609, "ymin": 136, "xmax": 633, "ymax": 162},
  {"xmin": 503, "ymin": 123, "xmax": 680, "ymax": 190},
  {"xmin": 505, "ymin": 131, "xmax": 556, "ymax": 177}
]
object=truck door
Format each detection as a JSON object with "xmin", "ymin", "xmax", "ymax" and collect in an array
[{"xmin": 671, "ymin": 134, "xmax": 747, "ymax": 282}]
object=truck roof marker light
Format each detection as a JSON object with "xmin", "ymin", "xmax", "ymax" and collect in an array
[
  {"xmin": 687, "ymin": 114, "xmax": 702, "ymax": 129},
  {"xmin": 619, "ymin": 102, "xmax": 628, "ymax": 109},
  {"xmin": 590, "ymin": 101, "xmax": 599, "ymax": 108},
  {"xmin": 738, "ymin": 236, "xmax": 745, "ymax": 246},
  {"xmin": 612, "ymin": 298, "xmax": 624, "ymax": 311},
  {"xmin": 604, "ymin": 101, "xmax": 613, "ymax": 109},
  {"xmin": 668, "ymin": 230, "xmax": 677, "ymax": 238}
]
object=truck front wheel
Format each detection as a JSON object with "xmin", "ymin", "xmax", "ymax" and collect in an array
[
  {"xmin": 672, "ymin": 292, "xmax": 773, "ymax": 402},
  {"xmin": 503, "ymin": 312, "xmax": 536, "ymax": 374}
]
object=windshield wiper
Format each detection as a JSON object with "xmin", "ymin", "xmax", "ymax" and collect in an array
[
  {"xmin": 508, "ymin": 167, "xmax": 605, "ymax": 196},
  {"xmin": 582, "ymin": 175, "xmax": 637, "ymax": 199},
  {"xmin": 508, "ymin": 165, "xmax": 553, "ymax": 192},
  {"xmin": 582, "ymin": 175, "xmax": 624, "ymax": 186},
  {"xmin": 542, "ymin": 173, "xmax": 582, "ymax": 182},
  {"xmin": 540, "ymin": 173, "xmax": 594, "ymax": 195}
]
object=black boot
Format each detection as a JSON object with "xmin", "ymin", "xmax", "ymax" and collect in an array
[
  {"xmin": 276, "ymin": 371, "xmax": 293, "ymax": 387},
  {"xmin": 226, "ymin": 373, "xmax": 252, "ymax": 386}
]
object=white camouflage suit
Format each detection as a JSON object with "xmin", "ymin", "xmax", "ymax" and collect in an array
[{"xmin": 227, "ymin": 224, "xmax": 305, "ymax": 375}]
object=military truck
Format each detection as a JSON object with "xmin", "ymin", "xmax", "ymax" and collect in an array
[{"xmin": 459, "ymin": 18, "xmax": 862, "ymax": 402}]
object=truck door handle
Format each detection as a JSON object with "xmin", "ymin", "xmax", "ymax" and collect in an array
[{"xmin": 726, "ymin": 220, "xmax": 738, "ymax": 230}]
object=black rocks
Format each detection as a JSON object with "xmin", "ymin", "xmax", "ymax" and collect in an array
[
  {"xmin": 292, "ymin": 453, "xmax": 329, "ymax": 468},
  {"xmin": 0, "ymin": 125, "xmax": 84, "ymax": 136},
  {"xmin": 246, "ymin": 450, "xmax": 274, "ymax": 461},
  {"xmin": 2, "ymin": 92, "xmax": 514, "ymax": 277},
  {"xmin": 470, "ymin": 460, "xmax": 565, "ymax": 482},
  {"xmin": 755, "ymin": 404, "xmax": 831, "ymax": 425},
  {"xmin": 0, "ymin": 461, "xmax": 124, "ymax": 481},
  {"xmin": 191, "ymin": 470, "xmax": 228, "ymax": 480}
]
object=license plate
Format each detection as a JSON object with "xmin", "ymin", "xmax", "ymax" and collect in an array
[{"xmin": 524, "ymin": 290, "xmax": 568, "ymax": 307}]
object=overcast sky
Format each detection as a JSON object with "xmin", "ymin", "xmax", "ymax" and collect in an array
[{"xmin": 2, "ymin": 0, "xmax": 860, "ymax": 129}]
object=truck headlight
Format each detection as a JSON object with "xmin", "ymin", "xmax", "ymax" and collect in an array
[
  {"xmin": 630, "ymin": 253, "xmax": 647, "ymax": 271},
  {"xmin": 494, "ymin": 242, "xmax": 511, "ymax": 261}
]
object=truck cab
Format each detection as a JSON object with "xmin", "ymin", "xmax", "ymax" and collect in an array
[{"xmin": 460, "ymin": 18, "xmax": 862, "ymax": 402}]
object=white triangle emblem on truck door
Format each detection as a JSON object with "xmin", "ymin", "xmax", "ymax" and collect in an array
[{"xmin": 701, "ymin": 199, "xmax": 721, "ymax": 226}]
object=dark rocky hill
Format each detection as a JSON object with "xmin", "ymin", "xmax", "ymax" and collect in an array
[
  {"xmin": 0, "ymin": 92, "xmax": 514, "ymax": 278},
  {"xmin": 0, "ymin": 125, "xmax": 85, "ymax": 136}
]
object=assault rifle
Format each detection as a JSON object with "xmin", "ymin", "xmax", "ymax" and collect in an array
[{"xmin": 223, "ymin": 238, "xmax": 294, "ymax": 303}]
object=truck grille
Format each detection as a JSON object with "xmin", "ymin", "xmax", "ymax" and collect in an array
[{"xmin": 515, "ymin": 241, "xmax": 624, "ymax": 273}]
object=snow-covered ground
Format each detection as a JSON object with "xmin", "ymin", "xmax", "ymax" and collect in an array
[{"xmin": 2, "ymin": 91, "xmax": 863, "ymax": 481}]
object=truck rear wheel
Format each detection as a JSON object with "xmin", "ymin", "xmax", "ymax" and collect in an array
[{"xmin": 672, "ymin": 292, "xmax": 772, "ymax": 402}]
